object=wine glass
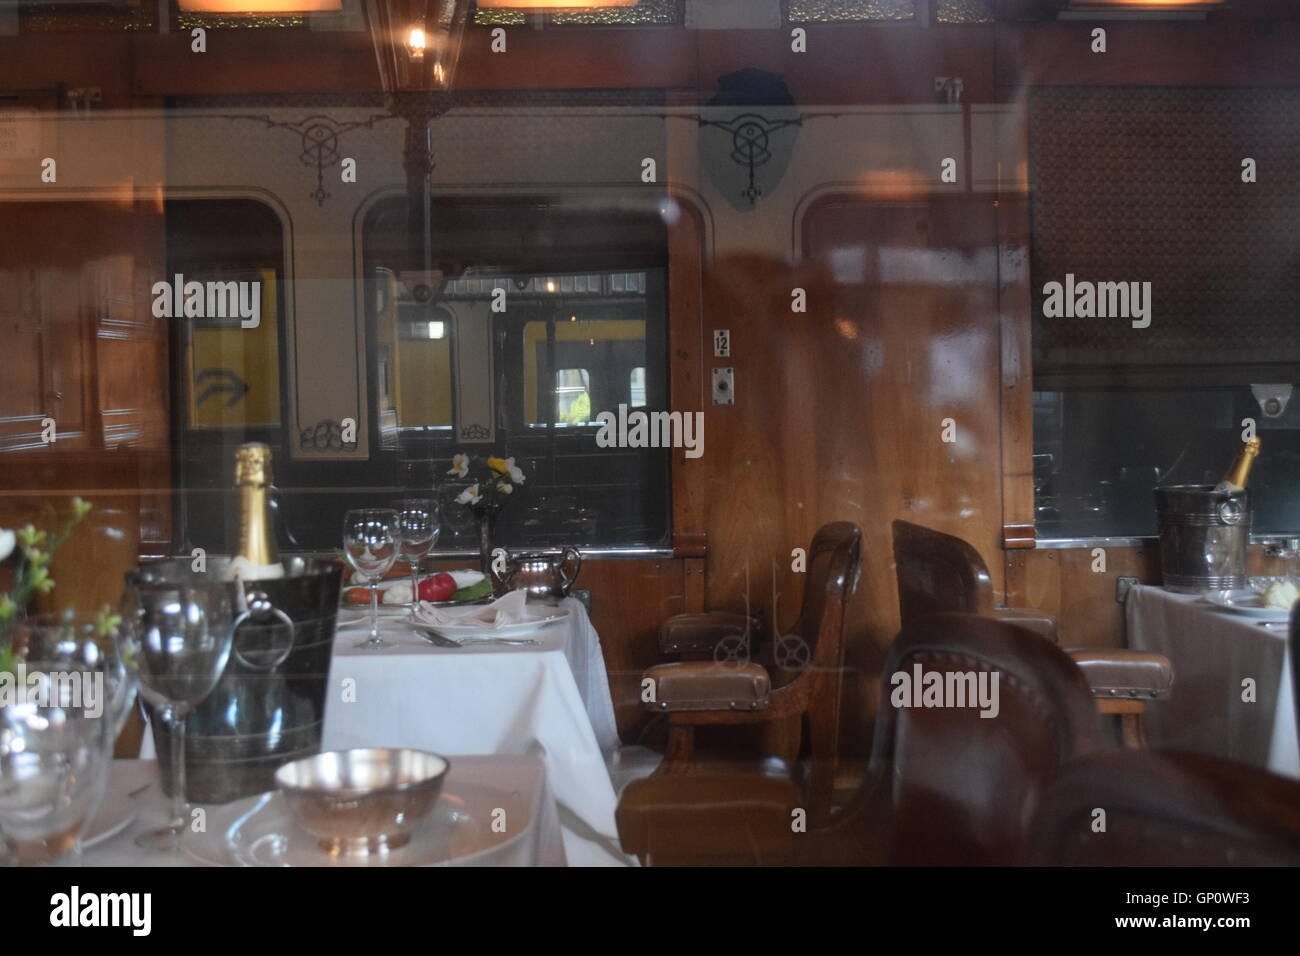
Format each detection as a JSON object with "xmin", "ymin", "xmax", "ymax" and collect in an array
[
  {"xmin": 9, "ymin": 613, "xmax": 137, "ymax": 743},
  {"xmin": 396, "ymin": 499, "xmax": 440, "ymax": 608},
  {"xmin": 343, "ymin": 509, "xmax": 399, "ymax": 649},
  {"xmin": 0, "ymin": 697, "xmax": 113, "ymax": 866},
  {"xmin": 119, "ymin": 579, "xmax": 234, "ymax": 850}
]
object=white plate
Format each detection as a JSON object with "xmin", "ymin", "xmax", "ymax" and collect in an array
[
  {"xmin": 412, "ymin": 607, "xmax": 569, "ymax": 642},
  {"xmin": 182, "ymin": 782, "xmax": 528, "ymax": 867},
  {"xmin": 1203, "ymin": 588, "xmax": 1292, "ymax": 622}
]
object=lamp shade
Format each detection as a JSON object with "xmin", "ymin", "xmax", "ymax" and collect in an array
[
  {"xmin": 364, "ymin": 0, "xmax": 471, "ymax": 95},
  {"xmin": 477, "ymin": 1, "xmax": 636, "ymax": 6}
]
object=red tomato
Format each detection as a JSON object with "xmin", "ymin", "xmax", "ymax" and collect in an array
[{"xmin": 418, "ymin": 573, "xmax": 457, "ymax": 603}]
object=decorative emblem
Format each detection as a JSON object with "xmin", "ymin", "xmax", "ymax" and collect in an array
[
  {"xmin": 460, "ymin": 423, "xmax": 491, "ymax": 441},
  {"xmin": 774, "ymin": 634, "xmax": 810, "ymax": 672},
  {"xmin": 221, "ymin": 113, "xmax": 394, "ymax": 206},
  {"xmin": 698, "ymin": 112, "xmax": 803, "ymax": 206},
  {"xmin": 299, "ymin": 419, "xmax": 358, "ymax": 452},
  {"xmin": 713, "ymin": 634, "xmax": 750, "ymax": 665}
]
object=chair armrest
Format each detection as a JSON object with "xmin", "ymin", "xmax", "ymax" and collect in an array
[
  {"xmin": 643, "ymin": 661, "xmax": 771, "ymax": 713},
  {"xmin": 1064, "ymin": 648, "xmax": 1173, "ymax": 700},
  {"xmin": 658, "ymin": 611, "xmax": 763, "ymax": 656},
  {"xmin": 993, "ymin": 606, "xmax": 1058, "ymax": 642}
]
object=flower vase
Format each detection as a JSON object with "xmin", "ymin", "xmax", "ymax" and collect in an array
[{"xmin": 475, "ymin": 507, "xmax": 500, "ymax": 589}]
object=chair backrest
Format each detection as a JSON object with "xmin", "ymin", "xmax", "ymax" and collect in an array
[
  {"xmin": 789, "ymin": 522, "xmax": 863, "ymax": 669},
  {"xmin": 870, "ymin": 613, "xmax": 1097, "ymax": 865},
  {"xmin": 891, "ymin": 519, "xmax": 994, "ymax": 628},
  {"xmin": 1030, "ymin": 750, "xmax": 1300, "ymax": 865}
]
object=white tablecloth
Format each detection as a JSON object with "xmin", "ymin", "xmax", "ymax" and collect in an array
[
  {"xmin": 81, "ymin": 757, "xmax": 566, "ymax": 866},
  {"xmin": 322, "ymin": 596, "xmax": 628, "ymax": 866},
  {"xmin": 1126, "ymin": 585, "xmax": 1299, "ymax": 779}
]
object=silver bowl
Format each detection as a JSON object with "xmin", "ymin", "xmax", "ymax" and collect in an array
[{"xmin": 274, "ymin": 748, "xmax": 449, "ymax": 857}]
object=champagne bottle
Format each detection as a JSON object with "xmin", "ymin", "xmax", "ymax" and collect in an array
[
  {"xmin": 1214, "ymin": 436, "xmax": 1261, "ymax": 493},
  {"xmin": 226, "ymin": 442, "xmax": 284, "ymax": 581}
]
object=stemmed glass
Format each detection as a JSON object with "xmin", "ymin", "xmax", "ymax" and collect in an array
[
  {"xmin": 396, "ymin": 499, "xmax": 440, "ymax": 609},
  {"xmin": 119, "ymin": 579, "xmax": 234, "ymax": 850},
  {"xmin": 343, "ymin": 509, "xmax": 399, "ymax": 649}
]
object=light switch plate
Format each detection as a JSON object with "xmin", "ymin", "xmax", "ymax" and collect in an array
[{"xmin": 712, "ymin": 367, "xmax": 734, "ymax": 406}]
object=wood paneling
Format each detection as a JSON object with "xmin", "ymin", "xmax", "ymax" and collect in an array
[
  {"xmin": 1006, "ymin": 542, "xmax": 1300, "ymax": 651},
  {"xmin": 1006, "ymin": 544, "xmax": 1160, "ymax": 649},
  {"xmin": 0, "ymin": 200, "xmax": 169, "ymax": 609}
]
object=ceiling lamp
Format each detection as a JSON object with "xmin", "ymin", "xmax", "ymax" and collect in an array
[
  {"xmin": 476, "ymin": 1, "xmax": 636, "ymax": 6},
  {"xmin": 1056, "ymin": 0, "xmax": 1227, "ymax": 16},
  {"xmin": 177, "ymin": 0, "xmax": 342, "ymax": 10}
]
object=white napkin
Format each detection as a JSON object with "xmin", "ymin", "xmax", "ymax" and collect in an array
[{"xmin": 410, "ymin": 589, "xmax": 529, "ymax": 629}]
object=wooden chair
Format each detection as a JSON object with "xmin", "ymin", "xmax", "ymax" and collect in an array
[
  {"xmin": 616, "ymin": 522, "xmax": 862, "ymax": 862},
  {"xmin": 1030, "ymin": 750, "xmax": 1300, "ymax": 865},
  {"xmin": 871, "ymin": 612, "xmax": 1099, "ymax": 865},
  {"xmin": 892, "ymin": 519, "xmax": 1172, "ymax": 747}
]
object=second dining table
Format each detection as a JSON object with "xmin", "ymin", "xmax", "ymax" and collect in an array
[{"xmin": 323, "ymin": 594, "xmax": 629, "ymax": 866}]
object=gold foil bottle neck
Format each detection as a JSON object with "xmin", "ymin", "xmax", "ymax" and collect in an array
[{"xmin": 234, "ymin": 442, "xmax": 274, "ymax": 488}]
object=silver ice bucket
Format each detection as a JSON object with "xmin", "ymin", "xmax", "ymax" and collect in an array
[
  {"xmin": 128, "ymin": 556, "xmax": 342, "ymax": 804},
  {"xmin": 1155, "ymin": 484, "xmax": 1251, "ymax": 592}
]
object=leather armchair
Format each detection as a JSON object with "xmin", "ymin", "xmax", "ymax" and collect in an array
[{"xmin": 892, "ymin": 520, "xmax": 1172, "ymax": 745}]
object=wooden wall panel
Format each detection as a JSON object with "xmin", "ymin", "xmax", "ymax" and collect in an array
[{"xmin": 1006, "ymin": 543, "xmax": 1299, "ymax": 651}]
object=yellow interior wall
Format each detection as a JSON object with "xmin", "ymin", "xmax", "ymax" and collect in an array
[
  {"xmin": 187, "ymin": 268, "xmax": 280, "ymax": 429},
  {"xmin": 396, "ymin": 337, "xmax": 454, "ymax": 426},
  {"xmin": 523, "ymin": 318, "xmax": 645, "ymax": 422}
]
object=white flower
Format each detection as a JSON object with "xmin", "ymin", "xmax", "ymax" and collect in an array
[
  {"xmin": 448, "ymin": 453, "xmax": 470, "ymax": 478},
  {"xmin": 455, "ymin": 483, "xmax": 481, "ymax": 506},
  {"xmin": 0, "ymin": 528, "xmax": 13, "ymax": 563},
  {"xmin": 503, "ymin": 457, "xmax": 525, "ymax": 484},
  {"xmin": 499, "ymin": 483, "xmax": 513, "ymax": 495}
]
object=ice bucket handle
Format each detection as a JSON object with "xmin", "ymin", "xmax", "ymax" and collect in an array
[
  {"xmin": 230, "ymin": 588, "xmax": 296, "ymax": 671},
  {"xmin": 1218, "ymin": 500, "xmax": 1247, "ymax": 526}
]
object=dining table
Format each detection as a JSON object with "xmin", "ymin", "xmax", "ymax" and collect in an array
[
  {"xmin": 322, "ymin": 594, "xmax": 629, "ymax": 866},
  {"xmin": 1126, "ymin": 584, "xmax": 1299, "ymax": 779},
  {"xmin": 82, "ymin": 756, "xmax": 567, "ymax": 866}
]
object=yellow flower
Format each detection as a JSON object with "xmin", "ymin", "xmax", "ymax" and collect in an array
[{"xmin": 487, "ymin": 457, "xmax": 509, "ymax": 475}]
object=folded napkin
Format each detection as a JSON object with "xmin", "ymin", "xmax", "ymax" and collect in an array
[{"xmin": 410, "ymin": 589, "xmax": 529, "ymax": 629}]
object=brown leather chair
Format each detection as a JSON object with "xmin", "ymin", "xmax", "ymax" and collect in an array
[
  {"xmin": 1029, "ymin": 750, "xmax": 1300, "ymax": 865},
  {"xmin": 871, "ymin": 612, "xmax": 1099, "ymax": 865},
  {"xmin": 616, "ymin": 522, "xmax": 862, "ymax": 863},
  {"xmin": 892, "ymin": 519, "xmax": 1172, "ymax": 747}
]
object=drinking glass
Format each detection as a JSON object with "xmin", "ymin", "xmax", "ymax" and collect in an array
[
  {"xmin": 9, "ymin": 613, "xmax": 137, "ymax": 742},
  {"xmin": 119, "ymin": 580, "xmax": 234, "ymax": 850},
  {"xmin": 396, "ymin": 499, "xmax": 440, "ymax": 608},
  {"xmin": 343, "ymin": 509, "xmax": 399, "ymax": 649},
  {"xmin": 0, "ymin": 697, "xmax": 113, "ymax": 866}
]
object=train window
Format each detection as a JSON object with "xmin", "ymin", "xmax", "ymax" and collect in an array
[
  {"xmin": 630, "ymin": 367, "xmax": 647, "ymax": 408},
  {"xmin": 361, "ymin": 195, "xmax": 672, "ymax": 551},
  {"xmin": 555, "ymin": 369, "xmax": 592, "ymax": 424}
]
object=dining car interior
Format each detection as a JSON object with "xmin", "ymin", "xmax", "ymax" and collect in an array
[{"xmin": 4, "ymin": 0, "xmax": 1300, "ymax": 924}]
